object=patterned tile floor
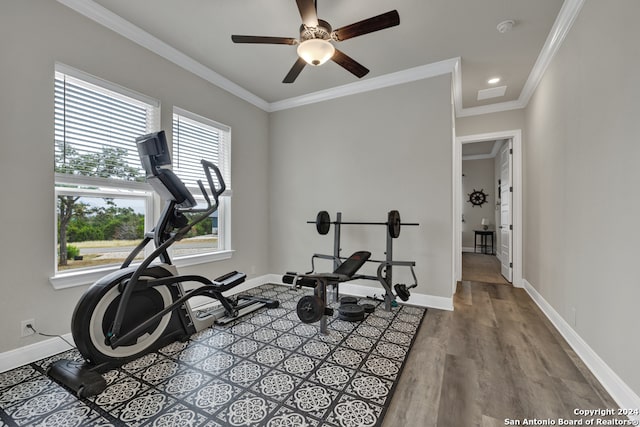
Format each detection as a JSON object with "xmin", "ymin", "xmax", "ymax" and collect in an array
[{"xmin": 0, "ymin": 284, "xmax": 426, "ymax": 427}]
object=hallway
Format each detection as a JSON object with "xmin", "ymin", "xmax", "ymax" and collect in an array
[{"xmin": 462, "ymin": 252, "xmax": 510, "ymax": 285}]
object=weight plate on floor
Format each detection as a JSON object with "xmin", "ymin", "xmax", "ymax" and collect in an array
[
  {"xmin": 360, "ymin": 303, "xmax": 376, "ymax": 313},
  {"xmin": 297, "ymin": 295, "xmax": 324, "ymax": 324},
  {"xmin": 388, "ymin": 210, "xmax": 401, "ymax": 238},
  {"xmin": 339, "ymin": 296, "xmax": 358, "ymax": 306},
  {"xmin": 338, "ymin": 304, "xmax": 365, "ymax": 322},
  {"xmin": 316, "ymin": 211, "xmax": 331, "ymax": 235}
]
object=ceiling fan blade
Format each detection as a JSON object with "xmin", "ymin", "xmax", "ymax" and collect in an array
[
  {"xmin": 296, "ymin": 0, "xmax": 318, "ymax": 27},
  {"xmin": 331, "ymin": 49, "xmax": 369, "ymax": 78},
  {"xmin": 283, "ymin": 58, "xmax": 307, "ymax": 83},
  {"xmin": 332, "ymin": 10, "xmax": 400, "ymax": 41},
  {"xmin": 231, "ymin": 35, "xmax": 298, "ymax": 45}
]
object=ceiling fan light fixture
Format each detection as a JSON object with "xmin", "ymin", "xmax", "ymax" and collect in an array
[{"xmin": 297, "ymin": 39, "xmax": 335, "ymax": 66}]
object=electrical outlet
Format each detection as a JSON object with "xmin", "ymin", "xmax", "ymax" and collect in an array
[{"xmin": 20, "ymin": 319, "xmax": 35, "ymax": 337}]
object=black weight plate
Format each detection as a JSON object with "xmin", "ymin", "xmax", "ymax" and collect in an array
[
  {"xmin": 297, "ymin": 295, "xmax": 324, "ymax": 324},
  {"xmin": 339, "ymin": 312, "xmax": 365, "ymax": 322},
  {"xmin": 338, "ymin": 304, "xmax": 364, "ymax": 315},
  {"xmin": 388, "ymin": 210, "xmax": 401, "ymax": 238},
  {"xmin": 360, "ymin": 303, "xmax": 376, "ymax": 313},
  {"xmin": 340, "ymin": 296, "xmax": 358, "ymax": 306},
  {"xmin": 394, "ymin": 283, "xmax": 411, "ymax": 301},
  {"xmin": 316, "ymin": 211, "xmax": 331, "ymax": 235},
  {"xmin": 338, "ymin": 304, "xmax": 365, "ymax": 322}
]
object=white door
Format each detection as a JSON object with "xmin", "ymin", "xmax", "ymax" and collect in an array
[{"xmin": 499, "ymin": 140, "xmax": 513, "ymax": 282}]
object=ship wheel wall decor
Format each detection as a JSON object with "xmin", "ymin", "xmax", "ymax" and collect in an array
[{"xmin": 468, "ymin": 189, "xmax": 488, "ymax": 207}]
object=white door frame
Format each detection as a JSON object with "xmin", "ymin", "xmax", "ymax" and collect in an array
[{"xmin": 453, "ymin": 129, "xmax": 523, "ymax": 292}]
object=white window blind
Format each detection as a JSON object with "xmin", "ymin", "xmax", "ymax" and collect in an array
[
  {"xmin": 172, "ymin": 108, "xmax": 231, "ymax": 192},
  {"xmin": 54, "ymin": 66, "xmax": 159, "ymax": 181}
]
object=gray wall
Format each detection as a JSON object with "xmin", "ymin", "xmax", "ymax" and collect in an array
[
  {"xmin": 269, "ymin": 76, "xmax": 454, "ymax": 299},
  {"xmin": 0, "ymin": 0, "xmax": 270, "ymax": 352},
  {"xmin": 456, "ymin": 109, "xmax": 525, "ymax": 138},
  {"xmin": 523, "ymin": 0, "xmax": 640, "ymax": 394}
]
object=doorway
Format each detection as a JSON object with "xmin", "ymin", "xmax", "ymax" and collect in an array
[
  {"xmin": 462, "ymin": 252, "xmax": 511, "ymax": 284},
  {"xmin": 453, "ymin": 130, "xmax": 523, "ymax": 294}
]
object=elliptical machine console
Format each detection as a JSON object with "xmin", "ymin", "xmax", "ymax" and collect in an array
[{"xmin": 48, "ymin": 130, "xmax": 278, "ymax": 397}]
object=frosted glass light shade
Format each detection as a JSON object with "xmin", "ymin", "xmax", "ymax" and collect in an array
[{"xmin": 297, "ymin": 39, "xmax": 335, "ymax": 66}]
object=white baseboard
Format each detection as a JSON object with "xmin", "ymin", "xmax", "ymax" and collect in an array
[
  {"xmin": 462, "ymin": 246, "xmax": 475, "ymax": 252},
  {"xmin": 336, "ymin": 282, "xmax": 453, "ymax": 311},
  {"xmin": 0, "ymin": 333, "xmax": 75, "ymax": 373},
  {"xmin": 0, "ymin": 273, "xmax": 454, "ymax": 374},
  {"xmin": 258, "ymin": 274, "xmax": 285, "ymax": 286},
  {"xmin": 269, "ymin": 277, "xmax": 454, "ymax": 311},
  {"xmin": 523, "ymin": 279, "xmax": 640, "ymax": 421},
  {"xmin": 0, "ymin": 274, "xmax": 275, "ymax": 374},
  {"xmin": 410, "ymin": 292, "xmax": 454, "ymax": 311}
]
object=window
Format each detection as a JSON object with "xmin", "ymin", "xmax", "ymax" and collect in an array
[
  {"xmin": 171, "ymin": 108, "xmax": 231, "ymax": 258},
  {"xmin": 54, "ymin": 64, "xmax": 159, "ymax": 275}
]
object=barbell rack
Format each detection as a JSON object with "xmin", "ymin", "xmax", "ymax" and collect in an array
[{"xmin": 306, "ymin": 211, "xmax": 420, "ymax": 311}]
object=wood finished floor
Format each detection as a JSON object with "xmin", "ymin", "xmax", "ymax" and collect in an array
[
  {"xmin": 462, "ymin": 253, "xmax": 510, "ymax": 285},
  {"xmin": 383, "ymin": 270, "xmax": 618, "ymax": 426}
]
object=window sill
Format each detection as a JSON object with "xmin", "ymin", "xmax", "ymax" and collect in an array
[
  {"xmin": 174, "ymin": 250, "xmax": 234, "ymax": 268},
  {"xmin": 49, "ymin": 250, "xmax": 234, "ymax": 290}
]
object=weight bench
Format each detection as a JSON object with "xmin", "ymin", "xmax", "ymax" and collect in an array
[{"xmin": 283, "ymin": 251, "xmax": 371, "ymax": 333}]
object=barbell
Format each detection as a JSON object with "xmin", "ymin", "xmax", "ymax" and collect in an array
[{"xmin": 308, "ymin": 210, "xmax": 418, "ymax": 239}]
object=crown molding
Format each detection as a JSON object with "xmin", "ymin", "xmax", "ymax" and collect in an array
[
  {"xmin": 58, "ymin": 0, "xmax": 584, "ymax": 117},
  {"xmin": 456, "ymin": 0, "xmax": 585, "ymax": 117},
  {"xmin": 56, "ymin": 0, "xmax": 270, "ymax": 111},
  {"xmin": 456, "ymin": 99, "xmax": 526, "ymax": 118},
  {"xmin": 270, "ymin": 0, "xmax": 584, "ymax": 116},
  {"xmin": 519, "ymin": 0, "xmax": 586, "ymax": 106},
  {"xmin": 269, "ymin": 57, "xmax": 459, "ymax": 112}
]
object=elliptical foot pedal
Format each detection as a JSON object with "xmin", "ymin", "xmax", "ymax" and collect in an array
[
  {"xmin": 338, "ymin": 304, "xmax": 365, "ymax": 322},
  {"xmin": 47, "ymin": 360, "xmax": 107, "ymax": 398},
  {"xmin": 239, "ymin": 295, "xmax": 279, "ymax": 309},
  {"xmin": 215, "ymin": 295, "xmax": 280, "ymax": 325}
]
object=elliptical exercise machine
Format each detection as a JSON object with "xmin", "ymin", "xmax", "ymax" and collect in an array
[{"xmin": 48, "ymin": 131, "xmax": 278, "ymax": 397}]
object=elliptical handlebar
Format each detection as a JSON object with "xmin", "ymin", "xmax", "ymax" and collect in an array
[
  {"xmin": 177, "ymin": 160, "xmax": 225, "ymax": 214},
  {"xmin": 176, "ymin": 159, "xmax": 227, "ymax": 215},
  {"xmin": 201, "ymin": 159, "xmax": 226, "ymax": 204},
  {"xmin": 173, "ymin": 161, "xmax": 226, "ymax": 241}
]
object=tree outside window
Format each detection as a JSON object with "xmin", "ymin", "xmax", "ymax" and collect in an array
[{"xmin": 54, "ymin": 65, "xmax": 158, "ymax": 272}]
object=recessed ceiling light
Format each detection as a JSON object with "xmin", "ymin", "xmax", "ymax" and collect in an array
[{"xmin": 488, "ymin": 77, "xmax": 501, "ymax": 85}]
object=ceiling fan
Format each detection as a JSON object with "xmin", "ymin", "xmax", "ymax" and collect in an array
[{"xmin": 231, "ymin": 0, "xmax": 400, "ymax": 83}]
